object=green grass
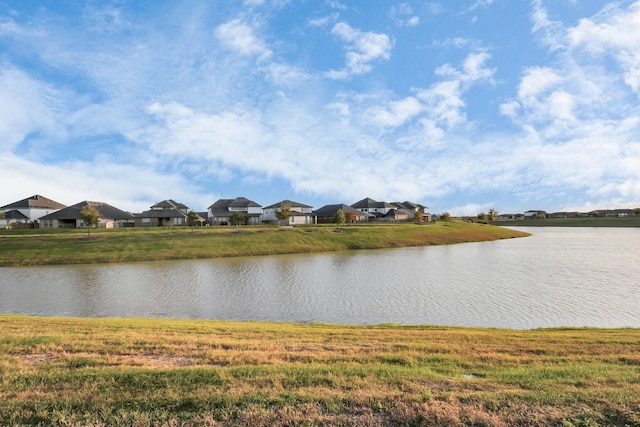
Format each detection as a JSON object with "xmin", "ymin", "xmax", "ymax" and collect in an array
[
  {"xmin": 0, "ymin": 222, "xmax": 529, "ymax": 266},
  {"xmin": 1, "ymin": 315, "xmax": 638, "ymax": 426}
]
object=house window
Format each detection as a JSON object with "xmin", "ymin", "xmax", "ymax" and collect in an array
[
  {"xmin": 173, "ymin": 217, "xmax": 183, "ymax": 225},
  {"xmin": 142, "ymin": 218, "xmax": 151, "ymax": 224}
]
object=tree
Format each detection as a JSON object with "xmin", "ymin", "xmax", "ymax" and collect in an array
[
  {"xmin": 275, "ymin": 203, "xmax": 292, "ymax": 226},
  {"xmin": 488, "ymin": 208, "xmax": 499, "ymax": 222},
  {"xmin": 229, "ymin": 211, "xmax": 245, "ymax": 229},
  {"xmin": 79, "ymin": 205, "xmax": 100, "ymax": 237},
  {"xmin": 633, "ymin": 208, "xmax": 640, "ymax": 216},
  {"xmin": 333, "ymin": 208, "xmax": 346, "ymax": 230},
  {"xmin": 440, "ymin": 212, "xmax": 451, "ymax": 225},
  {"xmin": 413, "ymin": 209, "xmax": 423, "ymax": 223},
  {"xmin": 187, "ymin": 211, "xmax": 200, "ymax": 230},
  {"xmin": 477, "ymin": 212, "xmax": 487, "ymax": 223}
]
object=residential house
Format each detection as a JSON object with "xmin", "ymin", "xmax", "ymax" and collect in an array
[
  {"xmin": 312, "ymin": 204, "xmax": 367, "ymax": 224},
  {"xmin": 0, "ymin": 210, "xmax": 29, "ymax": 229},
  {"xmin": 262, "ymin": 200, "xmax": 314, "ymax": 225},
  {"xmin": 524, "ymin": 210, "xmax": 548, "ymax": 218},
  {"xmin": 391, "ymin": 201, "xmax": 432, "ymax": 222},
  {"xmin": 134, "ymin": 199, "xmax": 202, "ymax": 227},
  {"xmin": 589, "ymin": 209, "xmax": 634, "ymax": 217},
  {"xmin": 548, "ymin": 211, "xmax": 585, "ymax": 219},
  {"xmin": 497, "ymin": 213, "xmax": 523, "ymax": 221},
  {"xmin": 208, "ymin": 197, "xmax": 263, "ymax": 225},
  {"xmin": 351, "ymin": 197, "xmax": 397, "ymax": 220},
  {"xmin": 39, "ymin": 201, "xmax": 134, "ymax": 229},
  {"xmin": 0, "ymin": 194, "xmax": 66, "ymax": 228}
]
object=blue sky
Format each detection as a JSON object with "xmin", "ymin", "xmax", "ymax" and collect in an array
[{"xmin": 1, "ymin": 0, "xmax": 639, "ymax": 215}]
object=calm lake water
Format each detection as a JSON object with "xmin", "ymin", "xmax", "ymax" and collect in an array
[{"xmin": 1, "ymin": 227, "xmax": 638, "ymax": 329}]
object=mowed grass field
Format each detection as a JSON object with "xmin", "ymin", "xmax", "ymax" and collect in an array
[
  {"xmin": 1, "ymin": 315, "xmax": 638, "ymax": 426},
  {"xmin": 0, "ymin": 222, "xmax": 529, "ymax": 267}
]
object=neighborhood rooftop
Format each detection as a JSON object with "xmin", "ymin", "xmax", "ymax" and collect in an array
[{"xmin": 4, "ymin": 193, "xmax": 638, "ymax": 230}]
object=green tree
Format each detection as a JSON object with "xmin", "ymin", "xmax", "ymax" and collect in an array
[
  {"xmin": 333, "ymin": 208, "xmax": 346, "ymax": 230},
  {"xmin": 79, "ymin": 205, "xmax": 100, "ymax": 237},
  {"xmin": 229, "ymin": 211, "xmax": 245, "ymax": 229},
  {"xmin": 440, "ymin": 212, "xmax": 451, "ymax": 225},
  {"xmin": 275, "ymin": 203, "xmax": 292, "ymax": 226},
  {"xmin": 633, "ymin": 208, "xmax": 640, "ymax": 216},
  {"xmin": 187, "ymin": 211, "xmax": 200, "ymax": 230},
  {"xmin": 413, "ymin": 209, "xmax": 423, "ymax": 223},
  {"xmin": 477, "ymin": 212, "xmax": 487, "ymax": 223}
]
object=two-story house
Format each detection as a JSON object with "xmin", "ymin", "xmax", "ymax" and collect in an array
[
  {"xmin": 351, "ymin": 197, "xmax": 409, "ymax": 222},
  {"xmin": 208, "ymin": 197, "xmax": 263, "ymax": 225},
  {"xmin": 392, "ymin": 201, "xmax": 432, "ymax": 222},
  {"xmin": 262, "ymin": 200, "xmax": 314, "ymax": 225},
  {"xmin": 0, "ymin": 195, "xmax": 66, "ymax": 228},
  {"xmin": 134, "ymin": 199, "xmax": 200, "ymax": 227}
]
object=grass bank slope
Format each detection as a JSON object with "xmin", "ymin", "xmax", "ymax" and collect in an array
[
  {"xmin": 0, "ymin": 222, "xmax": 529, "ymax": 267},
  {"xmin": 1, "ymin": 315, "xmax": 638, "ymax": 426}
]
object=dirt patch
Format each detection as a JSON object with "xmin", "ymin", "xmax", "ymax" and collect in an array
[
  {"xmin": 21, "ymin": 352, "xmax": 195, "ymax": 368},
  {"xmin": 24, "ymin": 353, "xmax": 58, "ymax": 364},
  {"xmin": 127, "ymin": 354, "xmax": 195, "ymax": 368}
]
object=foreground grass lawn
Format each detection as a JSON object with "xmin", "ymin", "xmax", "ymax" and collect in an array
[
  {"xmin": 0, "ymin": 222, "xmax": 529, "ymax": 267},
  {"xmin": 1, "ymin": 315, "xmax": 638, "ymax": 426}
]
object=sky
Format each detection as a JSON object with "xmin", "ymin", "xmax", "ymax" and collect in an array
[{"xmin": 1, "ymin": 0, "xmax": 639, "ymax": 216}]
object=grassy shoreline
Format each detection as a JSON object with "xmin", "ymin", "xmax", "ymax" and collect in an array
[
  {"xmin": 1, "ymin": 315, "xmax": 638, "ymax": 426},
  {"xmin": 493, "ymin": 216, "xmax": 640, "ymax": 227},
  {"xmin": 0, "ymin": 222, "xmax": 529, "ymax": 267}
]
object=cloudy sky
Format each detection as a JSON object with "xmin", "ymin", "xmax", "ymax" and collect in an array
[{"xmin": 1, "ymin": 1, "xmax": 639, "ymax": 215}]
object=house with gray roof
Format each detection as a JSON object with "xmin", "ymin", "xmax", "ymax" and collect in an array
[
  {"xmin": 208, "ymin": 197, "xmax": 263, "ymax": 225},
  {"xmin": 39, "ymin": 201, "xmax": 134, "ymax": 229},
  {"xmin": 391, "ymin": 201, "xmax": 432, "ymax": 222},
  {"xmin": 351, "ymin": 197, "xmax": 419, "ymax": 222},
  {"xmin": 312, "ymin": 204, "xmax": 367, "ymax": 224},
  {"xmin": 262, "ymin": 199, "xmax": 314, "ymax": 225},
  {"xmin": 0, "ymin": 194, "xmax": 66, "ymax": 227},
  {"xmin": 134, "ymin": 199, "xmax": 202, "ymax": 227}
]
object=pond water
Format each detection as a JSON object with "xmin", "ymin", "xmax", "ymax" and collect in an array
[{"xmin": 1, "ymin": 227, "xmax": 638, "ymax": 329}]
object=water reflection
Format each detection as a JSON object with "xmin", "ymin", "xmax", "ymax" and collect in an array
[{"xmin": 1, "ymin": 227, "xmax": 639, "ymax": 329}]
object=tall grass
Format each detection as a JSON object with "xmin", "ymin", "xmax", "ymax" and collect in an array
[{"xmin": 1, "ymin": 315, "xmax": 638, "ymax": 426}]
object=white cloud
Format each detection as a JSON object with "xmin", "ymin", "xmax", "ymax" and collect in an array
[
  {"xmin": 0, "ymin": 66, "xmax": 64, "ymax": 151},
  {"xmin": 215, "ymin": 18, "xmax": 272, "ymax": 61},
  {"xmin": 0, "ymin": 152, "xmax": 208, "ymax": 213},
  {"xmin": 3, "ymin": 1, "xmax": 640, "ymax": 215},
  {"xmin": 530, "ymin": 0, "xmax": 566, "ymax": 52},
  {"xmin": 365, "ymin": 97, "xmax": 422, "ymax": 127},
  {"xmin": 308, "ymin": 13, "xmax": 339, "ymax": 28},
  {"xmin": 567, "ymin": 1, "xmax": 640, "ymax": 93},
  {"xmin": 434, "ymin": 51, "xmax": 494, "ymax": 85},
  {"xmin": 467, "ymin": 0, "xmax": 495, "ymax": 12},
  {"xmin": 390, "ymin": 3, "xmax": 420, "ymax": 27},
  {"xmin": 416, "ymin": 81, "xmax": 465, "ymax": 130},
  {"xmin": 325, "ymin": 22, "xmax": 392, "ymax": 79}
]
